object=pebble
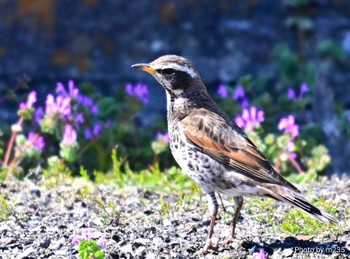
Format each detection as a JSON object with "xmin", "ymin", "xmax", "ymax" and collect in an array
[
  {"xmin": 18, "ymin": 246, "xmax": 36, "ymax": 259},
  {"xmin": 134, "ymin": 238, "xmax": 150, "ymax": 246},
  {"xmin": 135, "ymin": 246, "xmax": 146, "ymax": 256},
  {"xmin": 145, "ymin": 252, "xmax": 156, "ymax": 259},
  {"xmin": 49, "ymin": 237, "xmax": 65, "ymax": 250},
  {"xmin": 120, "ymin": 243, "xmax": 133, "ymax": 254},
  {"xmin": 152, "ymin": 236, "xmax": 164, "ymax": 246},
  {"xmin": 283, "ymin": 248, "xmax": 294, "ymax": 257}
]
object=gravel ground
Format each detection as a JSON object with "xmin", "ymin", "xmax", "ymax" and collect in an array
[{"xmin": 1, "ymin": 176, "xmax": 350, "ymax": 259}]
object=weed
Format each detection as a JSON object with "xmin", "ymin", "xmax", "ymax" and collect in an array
[
  {"xmin": 0, "ymin": 193, "xmax": 11, "ymax": 221},
  {"xmin": 78, "ymin": 239, "xmax": 105, "ymax": 259}
]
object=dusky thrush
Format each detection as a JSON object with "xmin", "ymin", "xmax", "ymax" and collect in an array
[{"xmin": 132, "ymin": 55, "xmax": 337, "ymax": 253}]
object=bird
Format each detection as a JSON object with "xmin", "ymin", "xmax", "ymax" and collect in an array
[{"xmin": 131, "ymin": 55, "xmax": 337, "ymax": 254}]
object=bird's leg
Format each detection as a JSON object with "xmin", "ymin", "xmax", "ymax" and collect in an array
[
  {"xmin": 197, "ymin": 192, "xmax": 218, "ymax": 255},
  {"xmin": 218, "ymin": 193, "xmax": 227, "ymax": 212},
  {"xmin": 224, "ymin": 196, "xmax": 243, "ymax": 245}
]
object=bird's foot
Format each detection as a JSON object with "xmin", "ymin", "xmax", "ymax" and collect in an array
[{"xmin": 195, "ymin": 239, "xmax": 213, "ymax": 256}]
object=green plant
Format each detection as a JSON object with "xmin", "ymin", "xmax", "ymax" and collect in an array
[
  {"xmin": 95, "ymin": 197, "xmax": 120, "ymax": 225},
  {"xmin": 0, "ymin": 193, "xmax": 11, "ymax": 221},
  {"xmin": 159, "ymin": 197, "xmax": 172, "ymax": 216},
  {"xmin": 78, "ymin": 240, "xmax": 105, "ymax": 259},
  {"xmin": 42, "ymin": 156, "xmax": 72, "ymax": 188}
]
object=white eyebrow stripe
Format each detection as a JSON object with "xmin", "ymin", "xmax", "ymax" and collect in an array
[{"xmin": 152, "ymin": 63, "xmax": 197, "ymax": 78}]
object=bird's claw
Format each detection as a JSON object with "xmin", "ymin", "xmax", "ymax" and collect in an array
[{"xmin": 195, "ymin": 239, "xmax": 212, "ymax": 256}]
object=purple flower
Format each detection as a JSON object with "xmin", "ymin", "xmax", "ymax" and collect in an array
[
  {"xmin": 97, "ymin": 235, "xmax": 106, "ymax": 247},
  {"xmin": 68, "ymin": 80, "xmax": 79, "ymax": 98},
  {"xmin": 77, "ymin": 95, "xmax": 94, "ymax": 107},
  {"xmin": 35, "ymin": 107, "xmax": 44, "ymax": 123},
  {"xmin": 125, "ymin": 83, "xmax": 149, "ymax": 104},
  {"xmin": 62, "ymin": 124, "xmax": 77, "ymax": 146},
  {"xmin": 93, "ymin": 123, "xmax": 102, "ymax": 136},
  {"xmin": 91, "ymin": 104, "xmax": 98, "ymax": 115},
  {"xmin": 241, "ymin": 98, "xmax": 249, "ymax": 108},
  {"xmin": 287, "ymin": 83, "xmax": 309, "ymax": 100},
  {"xmin": 287, "ymin": 88, "xmax": 296, "ymax": 100},
  {"xmin": 82, "ymin": 228, "xmax": 94, "ymax": 240},
  {"xmin": 45, "ymin": 94, "xmax": 71, "ymax": 118},
  {"xmin": 347, "ymin": 114, "xmax": 350, "ymax": 122},
  {"xmin": 75, "ymin": 113, "xmax": 84, "ymax": 125},
  {"xmin": 134, "ymin": 83, "xmax": 149, "ymax": 104},
  {"xmin": 28, "ymin": 132, "xmax": 45, "ymax": 151},
  {"xmin": 56, "ymin": 82, "xmax": 66, "ymax": 96},
  {"xmin": 217, "ymin": 84, "xmax": 228, "ymax": 99},
  {"xmin": 234, "ymin": 106, "xmax": 264, "ymax": 131},
  {"xmin": 299, "ymin": 83, "xmax": 309, "ymax": 97},
  {"xmin": 84, "ymin": 129, "xmax": 93, "ymax": 140},
  {"xmin": 84, "ymin": 123, "xmax": 102, "ymax": 140},
  {"xmin": 19, "ymin": 91, "xmax": 37, "ymax": 109},
  {"xmin": 56, "ymin": 80, "xmax": 79, "ymax": 99},
  {"xmin": 125, "ymin": 83, "xmax": 133, "ymax": 95},
  {"xmin": 278, "ymin": 115, "xmax": 299, "ymax": 138},
  {"xmin": 259, "ymin": 248, "xmax": 266, "ymax": 259},
  {"xmin": 233, "ymin": 85, "xmax": 245, "ymax": 100},
  {"xmin": 71, "ymin": 229, "xmax": 105, "ymax": 247},
  {"xmin": 71, "ymin": 234, "xmax": 81, "ymax": 245},
  {"xmin": 156, "ymin": 131, "xmax": 169, "ymax": 143}
]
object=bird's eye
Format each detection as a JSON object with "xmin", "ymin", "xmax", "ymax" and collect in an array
[{"xmin": 161, "ymin": 69, "xmax": 175, "ymax": 75}]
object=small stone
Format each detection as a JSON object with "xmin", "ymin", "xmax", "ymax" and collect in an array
[
  {"xmin": 134, "ymin": 238, "xmax": 150, "ymax": 246},
  {"xmin": 30, "ymin": 189, "xmax": 41, "ymax": 198},
  {"xmin": 162, "ymin": 218, "xmax": 171, "ymax": 227},
  {"xmin": 18, "ymin": 246, "xmax": 36, "ymax": 259},
  {"xmin": 54, "ymin": 248, "xmax": 69, "ymax": 256},
  {"xmin": 143, "ymin": 210, "xmax": 153, "ymax": 215},
  {"xmin": 152, "ymin": 236, "xmax": 164, "ymax": 246},
  {"xmin": 135, "ymin": 246, "xmax": 146, "ymax": 256},
  {"xmin": 48, "ymin": 237, "xmax": 65, "ymax": 250},
  {"xmin": 271, "ymin": 249, "xmax": 282, "ymax": 259},
  {"xmin": 40, "ymin": 239, "xmax": 51, "ymax": 248},
  {"xmin": 0, "ymin": 224, "xmax": 12, "ymax": 232},
  {"xmin": 120, "ymin": 243, "xmax": 133, "ymax": 254},
  {"xmin": 283, "ymin": 248, "xmax": 294, "ymax": 257},
  {"xmin": 250, "ymin": 245, "xmax": 259, "ymax": 253},
  {"xmin": 145, "ymin": 252, "xmax": 156, "ymax": 259},
  {"xmin": 252, "ymin": 237, "xmax": 260, "ymax": 243}
]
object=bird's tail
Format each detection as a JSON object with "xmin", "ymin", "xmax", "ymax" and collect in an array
[{"xmin": 267, "ymin": 186, "xmax": 338, "ymax": 224}]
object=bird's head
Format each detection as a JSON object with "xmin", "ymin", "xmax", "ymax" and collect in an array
[{"xmin": 132, "ymin": 55, "xmax": 203, "ymax": 98}]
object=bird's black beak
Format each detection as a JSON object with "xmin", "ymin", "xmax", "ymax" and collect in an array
[{"xmin": 131, "ymin": 63, "xmax": 157, "ymax": 74}]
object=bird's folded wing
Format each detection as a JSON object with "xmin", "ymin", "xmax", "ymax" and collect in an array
[{"xmin": 180, "ymin": 108, "xmax": 299, "ymax": 192}]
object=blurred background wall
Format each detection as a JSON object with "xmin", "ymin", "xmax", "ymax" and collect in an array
[{"xmin": 0, "ymin": 0, "xmax": 349, "ymax": 173}]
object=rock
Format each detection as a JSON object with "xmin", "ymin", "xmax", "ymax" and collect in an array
[
  {"xmin": 48, "ymin": 237, "xmax": 65, "ymax": 250},
  {"xmin": 162, "ymin": 218, "xmax": 171, "ymax": 227},
  {"xmin": 145, "ymin": 252, "xmax": 157, "ymax": 259},
  {"xmin": 152, "ymin": 236, "xmax": 164, "ymax": 247},
  {"xmin": 18, "ymin": 246, "xmax": 36, "ymax": 259},
  {"xmin": 40, "ymin": 238, "xmax": 51, "ymax": 248},
  {"xmin": 30, "ymin": 189, "xmax": 41, "ymax": 198},
  {"xmin": 134, "ymin": 238, "xmax": 150, "ymax": 246},
  {"xmin": 120, "ymin": 243, "xmax": 133, "ymax": 254},
  {"xmin": 271, "ymin": 248, "xmax": 282, "ymax": 259},
  {"xmin": 283, "ymin": 248, "xmax": 294, "ymax": 257},
  {"xmin": 134, "ymin": 246, "xmax": 146, "ymax": 256}
]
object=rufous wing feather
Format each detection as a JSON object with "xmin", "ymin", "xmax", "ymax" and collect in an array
[{"xmin": 180, "ymin": 108, "xmax": 299, "ymax": 193}]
